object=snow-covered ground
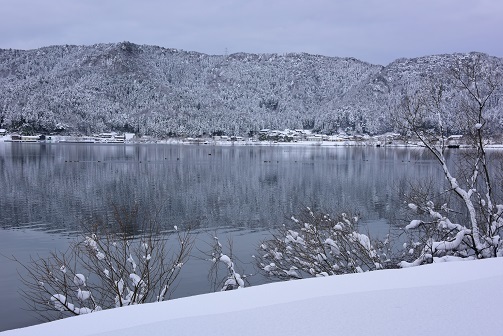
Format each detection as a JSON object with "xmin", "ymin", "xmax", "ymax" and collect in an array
[{"xmin": 2, "ymin": 258, "xmax": 502, "ymax": 336}]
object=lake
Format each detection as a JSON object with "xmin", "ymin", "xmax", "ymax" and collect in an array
[{"xmin": 0, "ymin": 142, "xmax": 493, "ymax": 331}]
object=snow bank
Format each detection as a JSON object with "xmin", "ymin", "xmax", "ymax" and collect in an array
[{"xmin": 3, "ymin": 258, "xmax": 503, "ymax": 336}]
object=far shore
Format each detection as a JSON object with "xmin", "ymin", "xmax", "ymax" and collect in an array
[{"xmin": 1, "ymin": 134, "xmax": 503, "ymax": 149}]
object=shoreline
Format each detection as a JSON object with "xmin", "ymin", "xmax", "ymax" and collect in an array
[{"xmin": 2, "ymin": 135, "xmax": 503, "ymax": 149}]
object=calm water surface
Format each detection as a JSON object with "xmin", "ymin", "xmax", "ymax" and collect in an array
[{"xmin": 0, "ymin": 142, "xmax": 484, "ymax": 331}]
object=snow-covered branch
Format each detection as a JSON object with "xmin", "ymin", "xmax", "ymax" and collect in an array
[
  {"xmin": 397, "ymin": 54, "xmax": 503, "ymax": 266},
  {"xmin": 206, "ymin": 236, "xmax": 246, "ymax": 291},
  {"xmin": 257, "ymin": 208, "xmax": 393, "ymax": 281},
  {"xmin": 14, "ymin": 203, "xmax": 194, "ymax": 322}
]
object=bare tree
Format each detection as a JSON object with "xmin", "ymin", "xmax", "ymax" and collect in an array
[
  {"xmin": 396, "ymin": 54, "xmax": 503, "ymax": 265},
  {"xmin": 12, "ymin": 204, "xmax": 194, "ymax": 322}
]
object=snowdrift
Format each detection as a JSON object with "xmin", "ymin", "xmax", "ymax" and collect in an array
[{"xmin": 3, "ymin": 258, "xmax": 503, "ymax": 336}]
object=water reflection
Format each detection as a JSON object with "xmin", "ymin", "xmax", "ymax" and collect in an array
[
  {"xmin": 2, "ymin": 143, "xmax": 500, "ymax": 331},
  {"xmin": 0, "ymin": 143, "xmax": 452, "ymax": 233}
]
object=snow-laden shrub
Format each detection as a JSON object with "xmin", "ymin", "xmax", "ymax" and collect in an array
[
  {"xmin": 399, "ymin": 200, "xmax": 503, "ymax": 267},
  {"xmin": 207, "ymin": 236, "xmax": 246, "ymax": 291},
  {"xmin": 257, "ymin": 208, "xmax": 393, "ymax": 280},
  {"xmin": 14, "ymin": 204, "xmax": 194, "ymax": 322}
]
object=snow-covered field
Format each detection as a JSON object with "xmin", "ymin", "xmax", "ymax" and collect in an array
[{"xmin": 2, "ymin": 258, "xmax": 502, "ymax": 336}]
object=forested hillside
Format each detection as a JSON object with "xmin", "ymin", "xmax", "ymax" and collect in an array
[{"xmin": 0, "ymin": 42, "xmax": 501, "ymax": 137}]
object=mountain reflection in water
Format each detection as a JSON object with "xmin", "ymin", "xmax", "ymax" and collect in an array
[{"xmin": 2, "ymin": 143, "xmax": 499, "ymax": 331}]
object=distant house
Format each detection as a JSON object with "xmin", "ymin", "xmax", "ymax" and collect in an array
[
  {"xmin": 447, "ymin": 135, "xmax": 463, "ymax": 148},
  {"xmin": 97, "ymin": 132, "xmax": 116, "ymax": 139},
  {"xmin": 7, "ymin": 134, "xmax": 40, "ymax": 142},
  {"xmin": 0, "ymin": 129, "xmax": 6, "ymax": 136},
  {"xmin": 306, "ymin": 135, "xmax": 323, "ymax": 142},
  {"xmin": 447, "ymin": 135, "xmax": 463, "ymax": 141}
]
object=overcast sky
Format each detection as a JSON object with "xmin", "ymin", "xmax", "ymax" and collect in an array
[{"xmin": 1, "ymin": 0, "xmax": 502, "ymax": 65}]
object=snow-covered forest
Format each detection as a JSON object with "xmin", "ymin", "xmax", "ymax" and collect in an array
[{"xmin": 1, "ymin": 42, "xmax": 502, "ymax": 137}]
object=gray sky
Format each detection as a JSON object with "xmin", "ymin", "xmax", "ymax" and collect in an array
[{"xmin": 1, "ymin": 0, "xmax": 502, "ymax": 65}]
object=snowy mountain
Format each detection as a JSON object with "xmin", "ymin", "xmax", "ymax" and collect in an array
[{"xmin": 0, "ymin": 42, "xmax": 502, "ymax": 137}]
